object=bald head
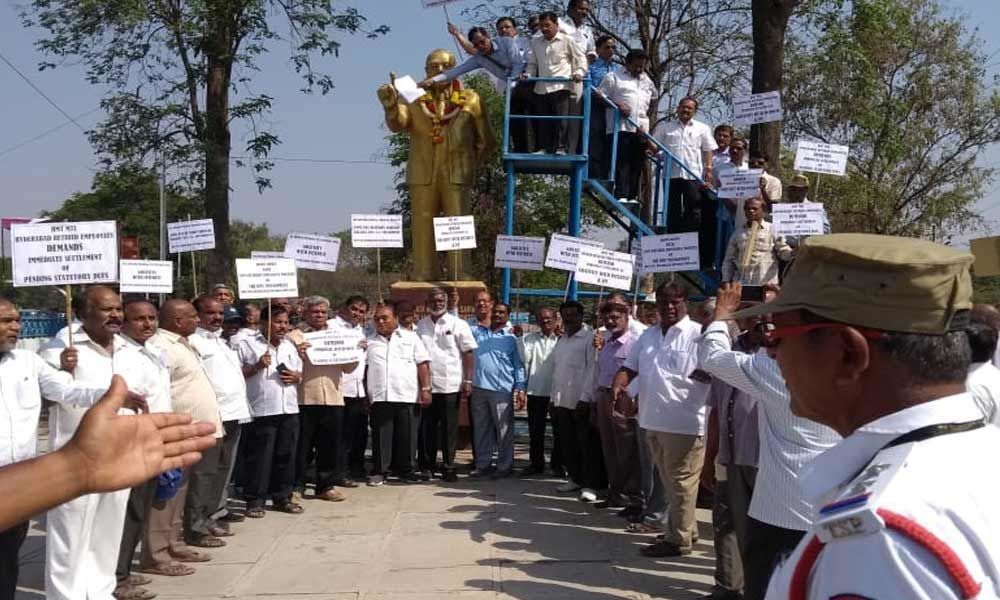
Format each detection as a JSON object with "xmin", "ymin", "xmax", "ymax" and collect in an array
[
  {"xmin": 80, "ymin": 286, "xmax": 123, "ymax": 343},
  {"xmin": 159, "ymin": 299, "xmax": 199, "ymax": 337}
]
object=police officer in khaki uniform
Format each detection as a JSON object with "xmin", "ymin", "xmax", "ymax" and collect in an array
[{"xmin": 723, "ymin": 234, "xmax": 1000, "ymax": 599}]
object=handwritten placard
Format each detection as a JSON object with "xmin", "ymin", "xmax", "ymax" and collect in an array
[
  {"xmin": 639, "ymin": 233, "xmax": 700, "ymax": 273},
  {"xmin": 11, "ymin": 220, "xmax": 118, "ymax": 287},
  {"xmin": 284, "ymin": 233, "xmax": 341, "ymax": 272},
  {"xmin": 236, "ymin": 258, "xmax": 299, "ymax": 299},
  {"xmin": 544, "ymin": 233, "xmax": 604, "ymax": 272},
  {"xmin": 433, "ymin": 216, "xmax": 477, "ymax": 251},
  {"xmin": 167, "ymin": 219, "xmax": 215, "ymax": 253},
  {"xmin": 303, "ymin": 329, "xmax": 364, "ymax": 365},
  {"xmin": 495, "ymin": 235, "xmax": 545, "ymax": 271},
  {"xmin": 575, "ymin": 247, "xmax": 634, "ymax": 291},
  {"xmin": 794, "ymin": 140, "xmax": 849, "ymax": 176},
  {"xmin": 772, "ymin": 203, "xmax": 828, "ymax": 237},
  {"xmin": 733, "ymin": 91, "xmax": 783, "ymax": 125},
  {"xmin": 351, "ymin": 214, "xmax": 404, "ymax": 248}
]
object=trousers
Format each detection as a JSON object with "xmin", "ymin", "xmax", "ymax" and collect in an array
[
  {"xmin": 638, "ymin": 426, "xmax": 666, "ymax": 524},
  {"xmin": 141, "ymin": 473, "xmax": 189, "ymax": 568},
  {"xmin": 594, "ymin": 389, "xmax": 641, "ymax": 506},
  {"xmin": 45, "ymin": 487, "xmax": 130, "ymax": 600},
  {"xmin": 343, "ymin": 396, "xmax": 369, "ymax": 478},
  {"xmin": 244, "ymin": 414, "xmax": 299, "ymax": 508},
  {"xmin": 184, "ymin": 440, "xmax": 222, "ymax": 540},
  {"xmin": 296, "ymin": 405, "xmax": 344, "ymax": 493},
  {"xmin": 743, "ymin": 517, "xmax": 805, "ymax": 600},
  {"xmin": 371, "ymin": 402, "xmax": 419, "ymax": 475},
  {"xmin": 645, "ymin": 430, "xmax": 705, "ymax": 548},
  {"xmin": 470, "ymin": 388, "xmax": 515, "ymax": 472},
  {"xmin": 712, "ymin": 464, "xmax": 757, "ymax": 594},
  {"xmin": 418, "ymin": 392, "xmax": 460, "ymax": 472},
  {"xmin": 526, "ymin": 395, "xmax": 560, "ymax": 470},
  {"xmin": 115, "ymin": 478, "xmax": 157, "ymax": 583},
  {"xmin": 210, "ymin": 420, "xmax": 242, "ymax": 517},
  {"xmin": 574, "ymin": 402, "xmax": 607, "ymax": 490},
  {"xmin": 0, "ymin": 521, "xmax": 28, "ymax": 600}
]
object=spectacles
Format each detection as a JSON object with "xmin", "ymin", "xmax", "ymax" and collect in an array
[{"xmin": 763, "ymin": 322, "xmax": 887, "ymax": 348}]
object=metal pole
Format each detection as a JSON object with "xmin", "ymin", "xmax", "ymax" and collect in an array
[
  {"xmin": 502, "ymin": 167, "xmax": 516, "ymax": 305},
  {"xmin": 65, "ymin": 285, "xmax": 73, "ymax": 348}
]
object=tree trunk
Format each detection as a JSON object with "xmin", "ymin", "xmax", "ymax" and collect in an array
[
  {"xmin": 204, "ymin": 46, "xmax": 233, "ymax": 286},
  {"xmin": 750, "ymin": 0, "xmax": 798, "ymax": 176}
]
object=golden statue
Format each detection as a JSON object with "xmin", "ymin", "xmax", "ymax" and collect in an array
[{"xmin": 376, "ymin": 49, "xmax": 495, "ymax": 281}]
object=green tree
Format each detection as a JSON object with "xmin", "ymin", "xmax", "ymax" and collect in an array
[
  {"xmin": 782, "ymin": 0, "xmax": 1000, "ymax": 239},
  {"xmin": 23, "ymin": 0, "xmax": 388, "ymax": 286}
]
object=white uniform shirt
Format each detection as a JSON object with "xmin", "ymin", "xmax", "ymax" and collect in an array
[
  {"xmin": 654, "ymin": 118, "xmax": 717, "ymax": 180},
  {"xmin": 518, "ymin": 331, "xmax": 560, "ymax": 397},
  {"xmin": 366, "ymin": 327, "xmax": 431, "ymax": 404},
  {"xmin": 766, "ymin": 393, "xmax": 1000, "ymax": 600},
  {"xmin": 0, "ymin": 350, "xmax": 105, "ymax": 467},
  {"xmin": 331, "ymin": 316, "xmax": 367, "ymax": 398},
  {"xmin": 550, "ymin": 326, "xmax": 595, "ymax": 409},
  {"xmin": 527, "ymin": 32, "xmax": 587, "ymax": 94},
  {"xmin": 237, "ymin": 336, "xmax": 301, "ymax": 417},
  {"xmin": 558, "ymin": 15, "xmax": 596, "ymax": 57},
  {"xmin": 40, "ymin": 328, "xmax": 119, "ymax": 448},
  {"xmin": 598, "ymin": 69, "xmax": 656, "ymax": 133},
  {"xmin": 416, "ymin": 312, "xmax": 477, "ymax": 394},
  {"xmin": 191, "ymin": 327, "xmax": 251, "ymax": 422},
  {"xmin": 113, "ymin": 335, "xmax": 171, "ymax": 414},
  {"xmin": 626, "ymin": 316, "xmax": 711, "ymax": 435},
  {"xmin": 967, "ymin": 361, "xmax": 1000, "ymax": 425}
]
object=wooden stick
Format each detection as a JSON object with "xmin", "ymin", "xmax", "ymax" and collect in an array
[
  {"xmin": 65, "ymin": 285, "xmax": 73, "ymax": 348},
  {"xmin": 266, "ymin": 298, "xmax": 272, "ymax": 376},
  {"xmin": 442, "ymin": 4, "xmax": 464, "ymax": 57},
  {"xmin": 376, "ymin": 247, "xmax": 384, "ymax": 304},
  {"xmin": 514, "ymin": 271, "xmax": 522, "ymax": 326},
  {"xmin": 563, "ymin": 275, "xmax": 572, "ymax": 302}
]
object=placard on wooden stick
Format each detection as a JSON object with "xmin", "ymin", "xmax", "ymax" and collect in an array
[
  {"xmin": 495, "ymin": 235, "xmax": 545, "ymax": 271},
  {"xmin": 236, "ymin": 258, "xmax": 299, "ymax": 299},
  {"xmin": 544, "ymin": 233, "xmax": 604, "ymax": 272},
  {"xmin": 284, "ymin": 233, "xmax": 341, "ymax": 272},
  {"xmin": 433, "ymin": 216, "xmax": 477, "ymax": 251},
  {"xmin": 351, "ymin": 214, "xmax": 404, "ymax": 248},
  {"xmin": 167, "ymin": 218, "xmax": 216, "ymax": 253},
  {"xmin": 11, "ymin": 220, "xmax": 119, "ymax": 287},
  {"xmin": 575, "ymin": 247, "xmax": 635, "ymax": 291},
  {"xmin": 119, "ymin": 260, "xmax": 173, "ymax": 294}
]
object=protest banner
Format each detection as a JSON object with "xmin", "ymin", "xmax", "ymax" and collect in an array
[
  {"xmin": 235, "ymin": 258, "xmax": 299, "ymax": 299},
  {"xmin": 167, "ymin": 218, "xmax": 215, "ymax": 253},
  {"xmin": 351, "ymin": 214, "xmax": 404, "ymax": 248},
  {"xmin": 639, "ymin": 233, "xmax": 700, "ymax": 273},
  {"xmin": 433, "ymin": 216, "xmax": 477, "ymax": 251},
  {"xmin": 119, "ymin": 260, "xmax": 173, "ymax": 294},
  {"xmin": 494, "ymin": 235, "xmax": 546, "ymax": 271},
  {"xmin": 544, "ymin": 233, "xmax": 604, "ymax": 272},
  {"xmin": 250, "ymin": 251, "xmax": 284, "ymax": 259},
  {"xmin": 303, "ymin": 328, "xmax": 365, "ymax": 365},
  {"xmin": 717, "ymin": 169, "xmax": 764, "ymax": 199},
  {"xmin": 971, "ymin": 236, "xmax": 1000, "ymax": 277},
  {"xmin": 11, "ymin": 220, "xmax": 118, "ymax": 287},
  {"xmin": 284, "ymin": 233, "xmax": 341, "ymax": 272},
  {"xmin": 575, "ymin": 247, "xmax": 635, "ymax": 291},
  {"xmin": 772, "ymin": 203, "xmax": 828, "ymax": 237},
  {"xmin": 732, "ymin": 91, "xmax": 783, "ymax": 125},
  {"xmin": 794, "ymin": 140, "xmax": 850, "ymax": 176}
]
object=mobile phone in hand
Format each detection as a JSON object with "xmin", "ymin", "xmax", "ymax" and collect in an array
[
  {"xmin": 740, "ymin": 285, "xmax": 764, "ymax": 302},
  {"xmin": 276, "ymin": 363, "xmax": 289, "ymax": 375}
]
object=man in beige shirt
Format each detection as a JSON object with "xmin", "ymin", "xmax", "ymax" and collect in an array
[
  {"xmin": 525, "ymin": 11, "xmax": 586, "ymax": 154},
  {"xmin": 150, "ymin": 300, "xmax": 226, "ymax": 554},
  {"xmin": 286, "ymin": 295, "xmax": 359, "ymax": 502}
]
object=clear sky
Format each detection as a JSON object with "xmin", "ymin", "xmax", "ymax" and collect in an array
[{"xmin": 0, "ymin": 0, "xmax": 997, "ymax": 248}]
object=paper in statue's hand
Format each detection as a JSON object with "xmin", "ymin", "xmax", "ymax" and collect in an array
[{"xmin": 393, "ymin": 75, "xmax": 425, "ymax": 104}]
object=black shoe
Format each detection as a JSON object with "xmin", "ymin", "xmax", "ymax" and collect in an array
[
  {"xmin": 417, "ymin": 469, "xmax": 432, "ymax": 482},
  {"xmin": 519, "ymin": 465, "xmax": 545, "ymax": 477},
  {"xmin": 701, "ymin": 592, "xmax": 743, "ymax": 600},
  {"xmin": 491, "ymin": 469, "xmax": 513, "ymax": 480},
  {"xmin": 468, "ymin": 468, "xmax": 493, "ymax": 479},
  {"xmin": 593, "ymin": 500, "xmax": 611, "ymax": 509},
  {"xmin": 617, "ymin": 505, "xmax": 642, "ymax": 519},
  {"xmin": 549, "ymin": 467, "xmax": 566, "ymax": 478},
  {"xmin": 334, "ymin": 479, "xmax": 360, "ymax": 489},
  {"xmin": 219, "ymin": 512, "xmax": 245, "ymax": 523},
  {"xmin": 442, "ymin": 470, "xmax": 459, "ymax": 483},
  {"xmin": 399, "ymin": 472, "xmax": 421, "ymax": 483},
  {"xmin": 640, "ymin": 541, "xmax": 691, "ymax": 558}
]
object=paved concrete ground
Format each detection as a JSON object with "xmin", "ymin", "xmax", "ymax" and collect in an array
[{"xmin": 16, "ymin": 447, "xmax": 715, "ymax": 599}]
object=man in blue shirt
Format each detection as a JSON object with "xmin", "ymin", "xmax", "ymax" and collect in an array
[
  {"xmin": 588, "ymin": 35, "xmax": 620, "ymax": 178},
  {"xmin": 470, "ymin": 302, "xmax": 526, "ymax": 478}
]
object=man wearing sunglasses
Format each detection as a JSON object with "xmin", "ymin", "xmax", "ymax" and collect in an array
[{"xmin": 719, "ymin": 234, "xmax": 1000, "ymax": 600}]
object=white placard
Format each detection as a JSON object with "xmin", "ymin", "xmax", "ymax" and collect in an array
[
  {"xmin": 393, "ymin": 75, "xmax": 425, "ymax": 104},
  {"xmin": 236, "ymin": 258, "xmax": 299, "ymax": 299},
  {"xmin": 794, "ymin": 140, "xmax": 849, "ymax": 176},
  {"xmin": 283, "ymin": 233, "xmax": 341, "ymax": 272},
  {"xmin": 433, "ymin": 216, "xmax": 477, "ymax": 251},
  {"xmin": 167, "ymin": 218, "xmax": 215, "ymax": 253},
  {"xmin": 494, "ymin": 235, "xmax": 545, "ymax": 271},
  {"xmin": 732, "ymin": 91, "xmax": 783, "ymax": 125},
  {"xmin": 544, "ymin": 233, "xmax": 604, "ymax": 272},
  {"xmin": 351, "ymin": 214, "xmax": 404, "ymax": 248},
  {"xmin": 11, "ymin": 220, "xmax": 118, "ymax": 287},
  {"xmin": 575, "ymin": 247, "xmax": 635, "ymax": 291},
  {"xmin": 772, "ymin": 203, "xmax": 828, "ymax": 237},
  {"xmin": 639, "ymin": 233, "xmax": 700, "ymax": 273},
  {"xmin": 303, "ymin": 329, "xmax": 365, "ymax": 365},
  {"xmin": 717, "ymin": 169, "xmax": 764, "ymax": 199},
  {"xmin": 119, "ymin": 260, "xmax": 173, "ymax": 293},
  {"xmin": 251, "ymin": 251, "xmax": 284, "ymax": 259}
]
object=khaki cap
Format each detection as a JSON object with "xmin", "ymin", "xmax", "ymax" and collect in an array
[
  {"xmin": 731, "ymin": 233, "xmax": 973, "ymax": 334},
  {"xmin": 788, "ymin": 174, "xmax": 810, "ymax": 188}
]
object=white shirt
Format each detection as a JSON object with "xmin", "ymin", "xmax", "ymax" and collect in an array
[
  {"xmin": 527, "ymin": 32, "xmax": 587, "ymax": 94},
  {"xmin": 114, "ymin": 335, "xmax": 171, "ymax": 414},
  {"xmin": 558, "ymin": 15, "xmax": 596, "ymax": 56},
  {"xmin": 967, "ymin": 361, "xmax": 1000, "ymax": 425},
  {"xmin": 416, "ymin": 312, "xmax": 477, "ymax": 394},
  {"xmin": 331, "ymin": 316, "xmax": 367, "ymax": 398},
  {"xmin": 699, "ymin": 321, "xmax": 841, "ymax": 530},
  {"xmin": 654, "ymin": 118, "xmax": 717, "ymax": 180},
  {"xmin": 625, "ymin": 316, "xmax": 710, "ymax": 435},
  {"xmin": 598, "ymin": 69, "xmax": 656, "ymax": 133},
  {"xmin": 518, "ymin": 331, "xmax": 560, "ymax": 397},
  {"xmin": 550, "ymin": 326, "xmax": 596, "ymax": 409},
  {"xmin": 40, "ymin": 328, "xmax": 119, "ymax": 448},
  {"xmin": 366, "ymin": 327, "xmax": 431, "ymax": 404},
  {"xmin": 237, "ymin": 336, "xmax": 301, "ymax": 417},
  {"xmin": 766, "ymin": 394, "xmax": 1000, "ymax": 600},
  {"xmin": 0, "ymin": 350, "xmax": 105, "ymax": 467},
  {"xmin": 191, "ymin": 327, "xmax": 251, "ymax": 422}
]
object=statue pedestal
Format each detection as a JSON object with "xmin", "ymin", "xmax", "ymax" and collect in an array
[{"xmin": 389, "ymin": 280, "xmax": 487, "ymax": 321}]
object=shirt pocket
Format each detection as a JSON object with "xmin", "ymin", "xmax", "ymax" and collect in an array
[
  {"xmin": 657, "ymin": 348, "xmax": 691, "ymax": 374},
  {"xmin": 16, "ymin": 377, "xmax": 41, "ymax": 409},
  {"xmin": 391, "ymin": 341, "xmax": 416, "ymax": 363}
]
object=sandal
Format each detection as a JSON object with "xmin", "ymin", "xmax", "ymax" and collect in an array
[
  {"xmin": 124, "ymin": 574, "xmax": 152, "ymax": 586},
  {"xmin": 245, "ymin": 507, "xmax": 266, "ymax": 519},
  {"xmin": 113, "ymin": 585, "xmax": 157, "ymax": 600},
  {"xmin": 168, "ymin": 549, "xmax": 210, "ymax": 563},
  {"xmin": 139, "ymin": 561, "xmax": 196, "ymax": 576},
  {"xmin": 625, "ymin": 521, "xmax": 662, "ymax": 534},
  {"xmin": 186, "ymin": 535, "xmax": 226, "ymax": 548},
  {"xmin": 272, "ymin": 501, "xmax": 304, "ymax": 514}
]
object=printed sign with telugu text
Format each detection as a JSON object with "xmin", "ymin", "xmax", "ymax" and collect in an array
[
  {"xmin": 733, "ymin": 91, "xmax": 783, "ymax": 125},
  {"xmin": 433, "ymin": 216, "xmax": 477, "ymax": 251},
  {"xmin": 351, "ymin": 214, "xmax": 404, "ymax": 248},
  {"xmin": 794, "ymin": 140, "xmax": 849, "ymax": 176},
  {"xmin": 544, "ymin": 233, "xmax": 604, "ymax": 272},
  {"xmin": 772, "ymin": 203, "xmax": 828, "ymax": 237},
  {"xmin": 303, "ymin": 329, "xmax": 365, "ymax": 365},
  {"xmin": 639, "ymin": 233, "xmax": 700, "ymax": 273},
  {"xmin": 119, "ymin": 260, "xmax": 173, "ymax": 293},
  {"xmin": 575, "ymin": 247, "xmax": 634, "ymax": 291},
  {"xmin": 167, "ymin": 219, "xmax": 215, "ymax": 253},
  {"xmin": 12, "ymin": 220, "xmax": 118, "ymax": 287},
  {"xmin": 236, "ymin": 258, "xmax": 299, "ymax": 299},
  {"xmin": 717, "ymin": 169, "xmax": 764, "ymax": 199},
  {"xmin": 284, "ymin": 233, "xmax": 341, "ymax": 272},
  {"xmin": 494, "ymin": 235, "xmax": 545, "ymax": 271}
]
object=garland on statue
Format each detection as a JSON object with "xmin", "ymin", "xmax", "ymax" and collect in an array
[{"xmin": 420, "ymin": 79, "xmax": 469, "ymax": 144}]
